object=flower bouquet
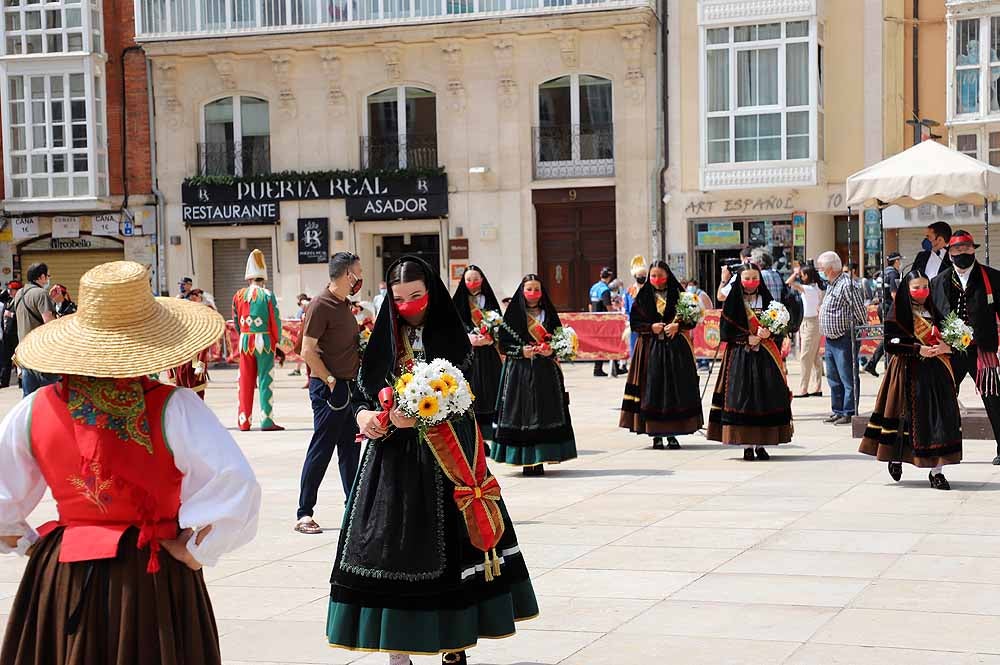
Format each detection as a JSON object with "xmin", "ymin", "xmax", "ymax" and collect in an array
[
  {"xmin": 758, "ymin": 301, "xmax": 791, "ymax": 337},
  {"xmin": 473, "ymin": 310, "xmax": 504, "ymax": 343},
  {"xmin": 674, "ymin": 292, "xmax": 706, "ymax": 326},
  {"xmin": 940, "ymin": 311, "xmax": 974, "ymax": 353},
  {"xmin": 383, "ymin": 359, "xmax": 476, "ymax": 433},
  {"xmin": 550, "ymin": 326, "xmax": 579, "ymax": 361},
  {"xmin": 358, "ymin": 328, "xmax": 372, "ymax": 354}
]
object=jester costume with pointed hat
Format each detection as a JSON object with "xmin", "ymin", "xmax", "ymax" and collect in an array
[{"xmin": 233, "ymin": 250, "xmax": 283, "ymax": 431}]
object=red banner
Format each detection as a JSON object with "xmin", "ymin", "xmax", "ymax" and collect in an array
[{"xmin": 559, "ymin": 312, "xmax": 629, "ymax": 361}]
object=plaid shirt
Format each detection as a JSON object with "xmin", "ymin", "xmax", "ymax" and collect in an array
[
  {"xmin": 761, "ymin": 269, "xmax": 785, "ymax": 300},
  {"xmin": 820, "ymin": 273, "xmax": 867, "ymax": 339}
]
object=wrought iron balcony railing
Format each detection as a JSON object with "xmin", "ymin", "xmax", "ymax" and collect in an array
[
  {"xmin": 196, "ymin": 139, "xmax": 271, "ymax": 177},
  {"xmin": 360, "ymin": 133, "xmax": 439, "ymax": 170},
  {"xmin": 136, "ymin": 0, "xmax": 653, "ymax": 38},
  {"xmin": 532, "ymin": 123, "xmax": 614, "ymax": 179}
]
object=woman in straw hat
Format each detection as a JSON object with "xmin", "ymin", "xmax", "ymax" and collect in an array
[{"xmin": 0, "ymin": 261, "xmax": 261, "ymax": 665}]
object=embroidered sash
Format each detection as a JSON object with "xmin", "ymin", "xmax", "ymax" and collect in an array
[
  {"xmin": 746, "ymin": 304, "xmax": 786, "ymax": 375},
  {"xmin": 527, "ymin": 314, "xmax": 550, "ymax": 345},
  {"xmin": 469, "ymin": 297, "xmax": 485, "ymax": 328},
  {"xmin": 978, "ymin": 267, "xmax": 1000, "ymax": 396},
  {"xmin": 655, "ymin": 294, "xmax": 667, "ymax": 317},
  {"xmin": 913, "ymin": 312, "xmax": 955, "ymax": 380}
]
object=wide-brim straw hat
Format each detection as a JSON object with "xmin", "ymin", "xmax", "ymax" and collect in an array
[{"xmin": 16, "ymin": 261, "xmax": 225, "ymax": 378}]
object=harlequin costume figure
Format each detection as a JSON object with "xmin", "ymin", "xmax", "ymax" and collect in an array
[
  {"xmin": 233, "ymin": 249, "xmax": 284, "ymax": 431},
  {"xmin": 0, "ymin": 260, "xmax": 261, "ymax": 665}
]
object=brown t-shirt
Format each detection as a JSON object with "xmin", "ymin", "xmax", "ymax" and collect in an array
[{"xmin": 303, "ymin": 289, "xmax": 360, "ymax": 380}]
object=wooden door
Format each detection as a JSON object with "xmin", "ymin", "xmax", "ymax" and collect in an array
[{"xmin": 534, "ymin": 188, "xmax": 616, "ymax": 312}]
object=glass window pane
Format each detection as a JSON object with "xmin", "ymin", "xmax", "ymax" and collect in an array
[
  {"xmin": 735, "ymin": 114, "xmax": 757, "ymax": 139},
  {"xmin": 758, "ymin": 48, "xmax": 778, "ymax": 105},
  {"xmin": 786, "ymin": 42, "xmax": 808, "ymax": 106},
  {"xmin": 69, "ymin": 73, "xmax": 84, "ymax": 96},
  {"xmin": 65, "ymin": 6, "xmax": 80, "ymax": 25},
  {"xmin": 578, "ymin": 76, "xmax": 612, "ymax": 126},
  {"xmin": 31, "ymin": 125, "xmax": 46, "ymax": 147},
  {"xmin": 8, "ymin": 102, "xmax": 24, "ymax": 124},
  {"xmin": 958, "ymin": 69, "xmax": 980, "ymax": 114},
  {"xmin": 708, "ymin": 141, "xmax": 729, "ymax": 164},
  {"xmin": 45, "ymin": 8, "xmax": 58, "ymax": 26},
  {"xmin": 52, "ymin": 125, "xmax": 64, "ymax": 147},
  {"xmin": 239, "ymin": 97, "xmax": 269, "ymax": 138},
  {"xmin": 67, "ymin": 32, "xmax": 82, "ymax": 51},
  {"xmin": 759, "ymin": 112, "xmax": 780, "ymax": 137},
  {"xmin": 707, "ymin": 49, "xmax": 729, "ymax": 112},
  {"xmin": 757, "ymin": 23, "xmax": 780, "ymax": 40},
  {"xmin": 4, "ymin": 11, "xmax": 18, "ymax": 29},
  {"xmin": 991, "ymin": 131, "xmax": 1000, "ymax": 150},
  {"xmin": 787, "ymin": 110, "xmax": 809, "ymax": 135},
  {"xmin": 957, "ymin": 134, "xmax": 978, "ymax": 157},
  {"xmin": 11, "ymin": 126, "xmax": 25, "ymax": 150},
  {"xmin": 51, "ymin": 177, "xmax": 68, "ymax": 197},
  {"xmin": 29, "ymin": 77, "xmax": 44, "ymax": 99},
  {"xmin": 72, "ymin": 124, "xmax": 86, "ymax": 147},
  {"xmin": 72, "ymin": 175, "xmax": 88, "ymax": 195},
  {"xmin": 786, "ymin": 20, "xmax": 808, "ymax": 38},
  {"xmin": 11, "ymin": 179, "xmax": 27, "ymax": 198},
  {"xmin": 737, "ymin": 50, "xmax": 756, "ymax": 107},
  {"xmin": 8, "ymin": 77, "xmax": 23, "ymax": 100},
  {"xmin": 24, "ymin": 9, "xmax": 39, "ymax": 27},
  {"xmin": 50, "ymin": 75, "xmax": 62, "ymax": 96},
  {"xmin": 73, "ymin": 154, "xmax": 87, "ymax": 172},
  {"xmin": 31, "ymin": 178, "xmax": 48, "ymax": 197},
  {"xmin": 70, "ymin": 100, "xmax": 85, "ymax": 120},
  {"xmin": 6, "ymin": 37, "xmax": 22, "ymax": 54},
  {"xmin": 734, "ymin": 25, "xmax": 755, "ymax": 42},
  {"xmin": 25, "ymin": 34, "xmax": 40, "ymax": 53},
  {"xmin": 992, "ymin": 66, "xmax": 1000, "ymax": 112},
  {"xmin": 538, "ymin": 76, "xmax": 571, "ymax": 127},
  {"xmin": 52, "ymin": 153, "xmax": 65, "ymax": 172},
  {"xmin": 706, "ymin": 27, "xmax": 728, "ymax": 44},
  {"xmin": 991, "ymin": 150, "xmax": 1000, "ymax": 167},
  {"xmin": 735, "ymin": 139, "xmax": 757, "ymax": 162},
  {"xmin": 993, "ymin": 17, "xmax": 1000, "ymax": 63},
  {"xmin": 957, "ymin": 18, "xmax": 980, "ymax": 65},
  {"xmin": 10, "ymin": 156, "xmax": 25, "ymax": 174},
  {"xmin": 707, "ymin": 116, "xmax": 729, "ymax": 140},
  {"xmin": 759, "ymin": 137, "xmax": 780, "ymax": 160},
  {"xmin": 50, "ymin": 100, "xmax": 62, "ymax": 121},
  {"xmin": 30, "ymin": 100, "xmax": 44, "ymax": 122},
  {"xmin": 787, "ymin": 135, "xmax": 809, "ymax": 159},
  {"xmin": 46, "ymin": 34, "xmax": 62, "ymax": 52}
]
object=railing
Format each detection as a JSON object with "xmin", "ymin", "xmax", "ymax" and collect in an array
[
  {"xmin": 360, "ymin": 133, "xmax": 438, "ymax": 170},
  {"xmin": 196, "ymin": 139, "xmax": 271, "ymax": 176},
  {"xmin": 135, "ymin": 0, "xmax": 652, "ymax": 38},
  {"xmin": 532, "ymin": 123, "xmax": 614, "ymax": 179}
]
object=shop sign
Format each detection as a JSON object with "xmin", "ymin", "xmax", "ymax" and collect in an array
[
  {"xmin": 297, "ymin": 218, "xmax": 329, "ymax": 265},
  {"xmin": 449, "ymin": 238, "xmax": 469, "ymax": 260},
  {"xmin": 182, "ymin": 202, "xmax": 279, "ymax": 226},
  {"xmin": 182, "ymin": 174, "xmax": 447, "ymax": 205},
  {"xmin": 92, "ymin": 214, "xmax": 120, "ymax": 236},
  {"xmin": 21, "ymin": 235, "xmax": 123, "ymax": 251},
  {"xmin": 346, "ymin": 192, "xmax": 449, "ymax": 221},
  {"xmin": 52, "ymin": 216, "xmax": 80, "ymax": 239},
  {"xmin": 11, "ymin": 217, "xmax": 38, "ymax": 240},
  {"xmin": 697, "ymin": 230, "xmax": 742, "ymax": 247}
]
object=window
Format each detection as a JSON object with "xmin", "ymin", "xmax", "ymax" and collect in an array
[
  {"xmin": 2, "ymin": 0, "xmax": 101, "ymax": 55},
  {"xmin": 991, "ymin": 132, "xmax": 1000, "ymax": 166},
  {"xmin": 200, "ymin": 96, "xmax": 270, "ymax": 176},
  {"xmin": 534, "ymin": 73, "xmax": 613, "ymax": 177},
  {"xmin": 956, "ymin": 19, "xmax": 981, "ymax": 115},
  {"xmin": 364, "ymin": 86, "xmax": 437, "ymax": 169},
  {"xmin": 957, "ymin": 133, "xmax": 978, "ymax": 159},
  {"xmin": 5, "ymin": 72, "xmax": 107, "ymax": 199},
  {"xmin": 704, "ymin": 19, "xmax": 817, "ymax": 166},
  {"xmin": 951, "ymin": 15, "xmax": 1000, "ymax": 119}
]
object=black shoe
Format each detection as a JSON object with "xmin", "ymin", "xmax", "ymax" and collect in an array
[
  {"xmin": 834, "ymin": 415, "xmax": 852, "ymax": 426},
  {"xmin": 809, "ymin": 392, "xmax": 824, "ymax": 397},
  {"xmin": 865, "ymin": 365, "xmax": 879, "ymax": 378},
  {"xmin": 824, "ymin": 414, "xmax": 840, "ymax": 423},
  {"xmin": 594, "ymin": 369, "xmax": 609, "ymax": 377},
  {"xmin": 929, "ymin": 471, "xmax": 951, "ymax": 491},
  {"xmin": 521, "ymin": 464, "xmax": 545, "ymax": 477},
  {"xmin": 443, "ymin": 652, "xmax": 468, "ymax": 665},
  {"xmin": 743, "ymin": 448, "xmax": 755, "ymax": 461},
  {"xmin": 993, "ymin": 455, "xmax": 1000, "ymax": 466},
  {"xmin": 888, "ymin": 462, "xmax": 902, "ymax": 482},
  {"xmin": 755, "ymin": 446, "xmax": 770, "ymax": 461},
  {"xmin": 652, "ymin": 437, "xmax": 664, "ymax": 450},
  {"xmin": 667, "ymin": 436, "xmax": 681, "ymax": 450}
]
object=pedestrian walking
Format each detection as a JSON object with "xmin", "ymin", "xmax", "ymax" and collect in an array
[
  {"xmin": 787, "ymin": 264, "xmax": 824, "ymax": 398},
  {"xmin": 294, "ymin": 252, "xmax": 364, "ymax": 535},
  {"xmin": 329, "ymin": 256, "xmax": 538, "ymax": 664},
  {"xmin": 453, "ymin": 265, "xmax": 503, "ymax": 441},
  {"xmin": 817, "ymin": 251, "xmax": 867, "ymax": 425},
  {"xmin": 0, "ymin": 260, "xmax": 260, "ymax": 665},
  {"xmin": 860, "ymin": 270, "xmax": 960, "ymax": 490},
  {"xmin": 13, "ymin": 264, "xmax": 57, "ymax": 396}
]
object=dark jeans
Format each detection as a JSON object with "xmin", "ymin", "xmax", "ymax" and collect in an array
[
  {"xmin": 297, "ymin": 378, "xmax": 361, "ymax": 520},
  {"xmin": 825, "ymin": 334, "xmax": 860, "ymax": 416},
  {"xmin": 21, "ymin": 369, "xmax": 56, "ymax": 397},
  {"xmin": 951, "ymin": 347, "xmax": 1000, "ymax": 455}
]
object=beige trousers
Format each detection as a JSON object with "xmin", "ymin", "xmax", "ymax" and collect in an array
[{"xmin": 798, "ymin": 316, "xmax": 823, "ymax": 395}]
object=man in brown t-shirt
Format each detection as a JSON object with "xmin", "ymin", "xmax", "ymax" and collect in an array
[{"xmin": 295, "ymin": 251, "xmax": 364, "ymax": 534}]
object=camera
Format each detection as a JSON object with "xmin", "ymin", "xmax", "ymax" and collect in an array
[{"xmin": 720, "ymin": 258, "xmax": 744, "ymax": 269}]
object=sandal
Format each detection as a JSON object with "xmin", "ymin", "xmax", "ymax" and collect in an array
[{"xmin": 294, "ymin": 518, "xmax": 323, "ymax": 535}]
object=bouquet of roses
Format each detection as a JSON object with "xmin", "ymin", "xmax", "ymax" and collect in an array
[
  {"xmin": 473, "ymin": 310, "xmax": 504, "ymax": 343},
  {"xmin": 758, "ymin": 301, "xmax": 791, "ymax": 336},
  {"xmin": 674, "ymin": 292, "xmax": 706, "ymax": 326},
  {"xmin": 940, "ymin": 311, "xmax": 974, "ymax": 353},
  {"xmin": 549, "ymin": 326, "xmax": 579, "ymax": 361},
  {"xmin": 378, "ymin": 359, "xmax": 475, "ymax": 436}
]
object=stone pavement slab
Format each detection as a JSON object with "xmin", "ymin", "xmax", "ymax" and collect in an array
[{"xmin": 2, "ymin": 362, "xmax": 1000, "ymax": 663}]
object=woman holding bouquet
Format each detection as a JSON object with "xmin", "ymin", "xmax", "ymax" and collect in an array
[
  {"xmin": 328, "ymin": 257, "xmax": 538, "ymax": 664},
  {"xmin": 707, "ymin": 265, "xmax": 793, "ymax": 460},
  {"xmin": 619, "ymin": 261, "xmax": 703, "ymax": 449},
  {"xmin": 492, "ymin": 275, "xmax": 578, "ymax": 476},
  {"xmin": 453, "ymin": 265, "xmax": 503, "ymax": 440},
  {"xmin": 859, "ymin": 270, "xmax": 961, "ymax": 489}
]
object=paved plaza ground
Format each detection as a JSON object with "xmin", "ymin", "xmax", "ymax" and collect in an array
[{"xmin": 3, "ymin": 361, "xmax": 1000, "ymax": 664}]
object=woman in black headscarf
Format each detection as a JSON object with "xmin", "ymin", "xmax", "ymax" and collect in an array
[
  {"xmin": 491, "ymin": 274, "xmax": 578, "ymax": 476},
  {"xmin": 326, "ymin": 257, "xmax": 537, "ymax": 665},
  {"xmin": 453, "ymin": 265, "xmax": 503, "ymax": 440},
  {"xmin": 619, "ymin": 261, "xmax": 703, "ymax": 449},
  {"xmin": 860, "ymin": 270, "xmax": 961, "ymax": 490},
  {"xmin": 707, "ymin": 264, "xmax": 793, "ymax": 461}
]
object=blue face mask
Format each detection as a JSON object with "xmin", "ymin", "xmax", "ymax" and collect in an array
[
  {"xmin": 921, "ymin": 238, "xmax": 933, "ymax": 252},
  {"xmin": 379, "ymin": 288, "xmax": 387, "ymax": 296},
  {"xmin": 819, "ymin": 272, "xmax": 829, "ymax": 283},
  {"xmin": 686, "ymin": 286, "xmax": 698, "ymax": 294}
]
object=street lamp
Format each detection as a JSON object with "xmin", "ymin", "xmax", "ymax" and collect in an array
[{"xmin": 906, "ymin": 118, "xmax": 941, "ymax": 144}]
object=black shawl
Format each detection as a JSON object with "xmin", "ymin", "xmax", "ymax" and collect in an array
[
  {"xmin": 452, "ymin": 265, "xmax": 502, "ymax": 330},
  {"xmin": 358, "ymin": 255, "xmax": 473, "ymax": 400},
  {"xmin": 630, "ymin": 266, "xmax": 683, "ymax": 331},
  {"xmin": 499, "ymin": 278, "xmax": 562, "ymax": 352},
  {"xmin": 720, "ymin": 275, "xmax": 775, "ymax": 341}
]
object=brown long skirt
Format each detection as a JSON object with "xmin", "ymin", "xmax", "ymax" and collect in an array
[{"xmin": 0, "ymin": 527, "xmax": 221, "ymax": 665}]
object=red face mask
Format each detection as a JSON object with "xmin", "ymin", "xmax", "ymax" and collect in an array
[
  {"xmin": 524, "ymin": 288, "xmax": 542, "ymax": 305},
  {"xmin": 349, "ymin": 274, "xmax": 364, "ymax": 296},
  {"xmin": 910, "ymin": 287, "xmax": 930, "ymax": 302},
  {"xmin": 465, "ymin": 280, "xmax": 482, "ymax": 292},
  {"xmin": 649, "ymin": 276, "xmax": 668, "ymax": 288},
  {"xmin": 396, "ymin": 292, "xmax": 429, "ymax": 318},
  {"xmin": 742, "ymin": 279, "xmax": 760, "ymax": 291}
]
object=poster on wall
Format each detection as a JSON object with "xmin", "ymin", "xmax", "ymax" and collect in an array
[
  {"xmin": 92, "ymin": 214, "xmax": 120, "ymax": 236},
  {"xmin": 11, "ymin": 217, "xmax": 38, "ymax": 240},
  {"xmin": 792, "ymin": 211, "xmax": 807, "ymax": 262},
  {"xmin": 668, "ymin": 253, "xmax": 687, "ymax": 280},
  {"xmin": 297, "ymin": 218, "xmax": 329, "ymax": 265},
  {"xmin": 52, "ymin": 216, "xmax": 80, "ymax": 239}
]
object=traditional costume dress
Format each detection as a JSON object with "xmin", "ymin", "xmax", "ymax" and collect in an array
[
  {"xmin": 860, "ymin": 281, "xmax": 962, "ymax": 479},
  {"xmin": 0, "ymin": 261, "xmax": 260, "ymax": 665},
  {"xmin": 452, "ymin": 266, "xmax": 503, "ymax": 441},
  {"xmin": 491, "ymin": 281, "xmax": 578, "ymax": 470},
  {"xmin": 167, "ymin": 348, "xmax": 211, "ymax": 399},
  {"xmin": 327, "ymin": 257, "xmax": 537, "ymax": 659},
  {"xmin": 707, "ymin": 279, "xmax": 793, "ymax": 453},
  {"xmin": 619, "ymin": 270, "xmax": 703, "ymax": 446},
  {"xmin": 232, "ymin": 249, "xmax": 283, "ymax": 431}
]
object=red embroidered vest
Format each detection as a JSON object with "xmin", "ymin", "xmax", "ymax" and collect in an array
[{"xmin": 30, "ymin": 381, "xmax": 182, "ymax": 569}]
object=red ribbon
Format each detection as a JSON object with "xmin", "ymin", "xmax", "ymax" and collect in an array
[{"xmin": 376, "ymin": 386, "xmax": 394, "ymax": 429}]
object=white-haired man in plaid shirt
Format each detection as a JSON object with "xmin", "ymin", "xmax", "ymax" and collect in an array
[{"xmin": 817, "ymin": 251, "xmax": 867, "ymax": 425}]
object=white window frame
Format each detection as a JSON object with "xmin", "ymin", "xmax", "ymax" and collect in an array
[
  {"xmin": 363, "ymin": 85, "xmax": 437, "ymax": 169},
  {"xmin": 701, "ymin": 18, "xmax": 819, "ymax": 169},
  {"xmin": 0, "ymin": 0, "xmax": 102, "ymax": 58},
  {"xmin": 1, "ymin": 58, "xmax": 108, "ymax": 202},
  {"xmin": 200, "ymin": 94, "xmax": 271, "ymax": 177},
  {"xmin": 950, "ymin": 126, "xmax": 1000, "ymax": 167},
  {"xmin": 948, "ymin": 11, "xmax": 1000, "ymax": 124}
]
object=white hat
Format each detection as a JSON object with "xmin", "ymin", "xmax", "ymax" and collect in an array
[{"xmin": 245, "ymin": 249, "xmax": 268, "ymax": 281}]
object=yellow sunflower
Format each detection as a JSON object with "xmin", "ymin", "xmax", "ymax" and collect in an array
[
  {"xmin": 418, "ymin": 395, "xmax": 439, "ymax": 418},
  {"xmin": 394, "ymin": 372, "xmax": 415, "ymax": 393},
  {"xmin": 466, "ymin": 381, "xmax": 476, "ymax": 402},
  {"xmin": 429, "ymin": 378, "xmax": 448, "ymax": 395},
  {"xmin": 441, "ymin": 373, "xmax": 458, "ymax": 390},
  {"xmin": 961, "ymin": 334, "xmax": 972, "ymax": 347}
]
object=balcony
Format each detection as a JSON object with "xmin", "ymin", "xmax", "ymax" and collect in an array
[
  {"xmin": 360, "ymin": 133, "xmax": 438, "ymax": 170},
  {"xmin": 532, "ymin": 124, "xmax": 614, "ymax": 179},
  {"xmin": 196, "ymin": 139, "xmax": 271, "ymax": 177},
  {"xmin": 135, "ymin": 0, "xmax": 653, "ymax": 39}
]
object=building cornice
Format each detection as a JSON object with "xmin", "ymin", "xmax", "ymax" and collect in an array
[
  {"xmin": 946, "ymin": 0, "xmax": 1000, "ymax": 19},
  {"xmin": 698, "ymin": 0, "xmax": 818, "ymax": 25}
]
